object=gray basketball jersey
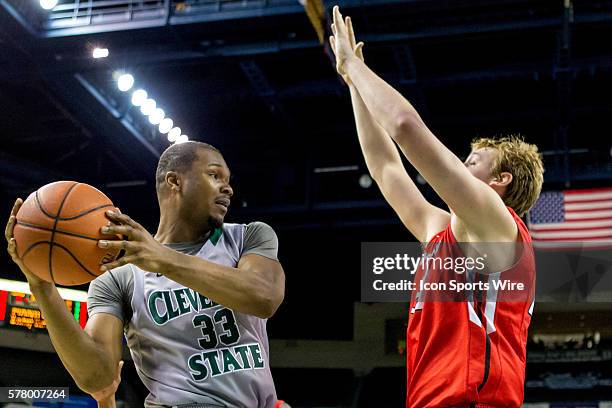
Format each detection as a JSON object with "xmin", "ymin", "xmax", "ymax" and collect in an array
[{"xmin": 126, "ymin": 223, "xmax": 276, "ymax": 408}]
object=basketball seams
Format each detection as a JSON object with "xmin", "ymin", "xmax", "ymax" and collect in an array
[
  {"xmin": 53, "ymin": 243, "xmax": 100, "ymax": 279},
  {"xmin": 33, "ymin": 183, "xmax": 113, "ymax": 221},
  {"xmin": 57, "ymin": 203, "xmax": 115, "ymax": 221},
  {"xmin": 21, "ymin": 241, "xmax": 99, "ymax": 282},
  {"xmin": 20, "ymin": 181, "xmax": 115, "ymax": 286},
  {"xmin": 35, "ymin": 189, "xmax": 59, "ymax": 220},
  {"xmin": 17, "ymin": 220, "xmax": 101, "ymax": 242},
  {"xmin": 49, "ymin": 182, "xmax": 80, "ymax": 284},
  {"xmin": 22, "ymin": 241, "xmax": 50, "ymax": 260}
]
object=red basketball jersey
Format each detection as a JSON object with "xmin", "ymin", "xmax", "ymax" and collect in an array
[{"xmin": 406, "ymin": 207, "xmax": 535, "ymax": 407}]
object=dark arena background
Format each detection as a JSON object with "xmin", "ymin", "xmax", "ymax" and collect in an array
[{"xmin": 1, "ymin": 0, "xmax": 612, "ymax": 407}]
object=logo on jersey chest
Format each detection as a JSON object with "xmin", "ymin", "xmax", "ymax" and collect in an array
[{"xmin": 147, "ymin": 288, "xmax": 219, "ymax": 325}]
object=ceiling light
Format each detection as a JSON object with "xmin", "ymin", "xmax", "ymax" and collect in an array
[
  {"xmin": 148, "ymin": 108, "xmax": 165, "ymax": 125},
  {"xmin": 92, "ymin": 48, "xmax": 109, "ymax": 59},
  {"xmin": 140, "ymin": 99, "xmax": 156, "ymax": 115},
  {"xmin": 131, "ymin": 89, "xmax": 147, "ymax": 107},
  {"xmin": 175, "ymin": 135, "xmax": 189, "ymax": 144},
  {"xmin": 167, "ymin": 127, "xmax": 181, "ymax": 142},
  {"xmin": 359, "ymin": 174, "xmax": 372, "ymax": 189},
  {"xmin": 117, "ymin": 73, "xmax": 134, "ymax": 92},
  {"xmin": 159, "ymin": 118, "xmax": 173, "ymax": 134},
  {"xmin": 40, "ymin": 0, "xmax": 58, "ymax": 10}
]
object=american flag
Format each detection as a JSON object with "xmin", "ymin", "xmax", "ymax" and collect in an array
[{"xmin": 527, "ymin": 187, "xmax": 612, "ymax": 250}]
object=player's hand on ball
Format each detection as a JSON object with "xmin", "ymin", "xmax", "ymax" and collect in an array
[
  {"xmin": 4, "ymin": 198, "xmax": 49, "ymax": 288},
  {"xmin": 328, "ymin": 6, "xmax": 363, "ymax": 84},
  {"xmin": 98, "ymin": 211, "xmax": 172, "ymax": 273}
]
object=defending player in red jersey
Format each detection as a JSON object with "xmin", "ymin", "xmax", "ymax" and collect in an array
[{"xmin": 329, "ymin": 6, "xmax": 544, "ymax": 407}]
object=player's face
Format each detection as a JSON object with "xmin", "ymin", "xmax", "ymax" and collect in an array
[
  {"xmin": 464, "ymin": 147, "xmax": 498, "ymax": 184},
  {"xmin": 185, "ymin": 149, "xmax": 233, "ymax": 230}
]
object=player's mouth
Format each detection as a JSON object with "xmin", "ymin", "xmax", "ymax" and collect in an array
[{"xmin": 214, "ymin": 197, "xmax": 230, "ymax": 211}]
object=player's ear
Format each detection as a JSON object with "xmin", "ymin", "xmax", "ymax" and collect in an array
[
  {"xmin": 165, "ymin": 171, "xmax": 181, "ymax": 192},
  {"xmin": 493, "ymin": 171, "xmax": 513, "ymax": 187}
]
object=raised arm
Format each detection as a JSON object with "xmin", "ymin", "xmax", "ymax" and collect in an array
[
  {"xmin": 347, "ymin": 45, "xmax": 448, "ymax": 241},
  {"xmin": 330, "ymin": 7, "xmax": 516, "ymax": 241}
]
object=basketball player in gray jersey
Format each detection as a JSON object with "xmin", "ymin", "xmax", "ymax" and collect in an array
[{"xmin": 4, "ymin": 141, "xmax": 286, "ymax": 408}]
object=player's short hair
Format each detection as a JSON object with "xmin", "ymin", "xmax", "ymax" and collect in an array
[
  {"xmin": 471, "ymin": 135, "xmax": 544, "ymax": 217},
  {"xmin": 155, "ymin": 141, "xmax": 220, "ymax": 192}
]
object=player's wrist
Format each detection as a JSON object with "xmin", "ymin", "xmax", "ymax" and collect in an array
[
  {"xmin": 154, "ymin": 245, "xmax": 181, "ymax": 277},
  {"xmin": 343, "ymin": 55, "xmax": 362, "ymax": 81},
  {"xmin": 28, "ymin": 277, "xmax": 55, "ymax": 294}
]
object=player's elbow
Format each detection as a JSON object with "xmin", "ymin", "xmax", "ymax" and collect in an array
[
  {"xmin": 367, "ymin": 160, "xmax": 388, "ymax": 184},
  {"xmin": 252, "ymin": 285, "xmax": 284, "ymax": 319},
  {"xmin": 390, "ymin": 111, "xmax": 421, "ymax": 142},
  {"xmin": 75, "ymin": 363, "xmax": 115, "ymax": 395},
  {"xmin": 368, "ymin": 167, "xmax": 383, "ymax": 184},
  {"xmin": 253, "ymin": 292, "xmax": 282, "ymax": 319}
]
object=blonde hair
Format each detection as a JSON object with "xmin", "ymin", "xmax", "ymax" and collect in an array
[{"xmin": 471, "ymin": 135, "xmax": 544, "ymax": 217}]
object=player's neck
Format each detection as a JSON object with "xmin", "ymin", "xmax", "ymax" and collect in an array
[{"xmin": 154, "ymin": 213, "xmax": 212, "ymax": 244}]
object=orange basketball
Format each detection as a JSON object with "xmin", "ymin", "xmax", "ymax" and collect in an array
[{"xmin": 13, "ymin": 181, "xmax": 121, "ymax": 286}]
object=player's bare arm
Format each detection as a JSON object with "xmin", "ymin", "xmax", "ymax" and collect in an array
[
  {"xmin": 84, "ymin": 314, "xmax": 124, "ymax": 407},
  {"xmin": 330, "ymin": 6, "xmax": 516, "ymax": 244},
  {"xmin": 337, "ymin": 22, "xmax": 450, "ymax": 242},
  {"xmin": 98, "ymin": 210, "xmax": 285, "ymax": 319},
  {"xmin": 4, "ymin": 199, "xmax": 125, "ymax": 399}
]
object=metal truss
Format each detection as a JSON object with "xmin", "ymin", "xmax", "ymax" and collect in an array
[
  {"xmin": 0, "ymin": 0, "xmax": 304, "ymax": 37},
  {"xmin": 2, "ymin": 0, "xmax": 612, "ymax": 39}
]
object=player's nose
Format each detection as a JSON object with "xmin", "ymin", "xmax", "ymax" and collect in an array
[{"xmin": 221, "ymin": 183, "xmax": 233, "ymax": 197}]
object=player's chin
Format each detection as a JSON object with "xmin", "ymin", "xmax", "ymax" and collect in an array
[{"xmin": 209, "ymin": 213, "xmax": 225, "ymax": 230}]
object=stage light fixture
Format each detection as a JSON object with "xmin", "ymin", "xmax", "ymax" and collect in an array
[
  {"xmin": 159, "ymin": 118, "xmax": 174, "ymax": 134},
  {"xmin": 175, "ymin": 135, "xmax": 189, "ymax": 144},
  {"xmin": 131, "ymin": 89, "xmax": 148, "ymax": 106},
  {"xmin": 168, "ymin": 127, "xmax": 181, "ymax": 142},
  {"xmin": 92, "ymin": 48, "xmax": 109, "ymax": 59},
  {"xmin": 148, "ymin": 108, "xmax": 165, "ymax": 125},
  {"xmin": 140, "ymin": 99, "xmax": 156, "ymax": 115},
  {"xmin": 117, "ymin": 73, "xmax": 134, "ymax": 92}
]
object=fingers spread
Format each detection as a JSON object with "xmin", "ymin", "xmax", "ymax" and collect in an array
[
  {"xmin": 346, "ymin": 16, "xmax": 356, "ymax": 49},
  {"xmin": 5, "ymin": 198, "xmax": 22, "ymax": 242},
  {"xmin": 4, "ymin": 216, "xmax": 14, "ymax": 242},
  {"xmin": 329, "ymin": 36, "xmax": 336, "ymax": 55},
  {"xmin": 333, "ymin": 5, "xmax": 344, "ymax": 33},
  {"xmin": 11, "ymin": 198, "xmax": 23, "ymax": 215},
  {"xmin": 100, "ymin": 255, "xmax": 135, "ymax": 271},
  {"xmin": 101, "ymin": 224, "xmax": 133, "ymax": 238},
  {"xmin": 98, "ymin": 239, "xmax": 133, "ymax": 252},
  {"xmin": 7, "ymin": 238, "xmax": 17, "ymax": 257},
  {"xmin": 106, "ymin": 210, "xmax": 141, "ymax": 229},
  {"xmin": 356, "ymin": 42, "xmax": 364, "ymax": 60}
]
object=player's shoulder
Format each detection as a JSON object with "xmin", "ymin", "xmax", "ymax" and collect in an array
[
  {"xmin": 245, "ymin": 221, "xmax": 275, "ymax": 232},
  {"xmin": 222, "ymin": 221, "xmax": 276, "ymax": 236},
  {"xmin": 90, "ymin": 264, "xmax": 133, "ymax": 289}
]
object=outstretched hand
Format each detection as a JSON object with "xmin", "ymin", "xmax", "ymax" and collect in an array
[
  {"xmin": 329, "ymin": 5, "xmax": 364, "ymax": 84},
  {"xmin": 98, "ymin": 211, "xmax": 172, "ymax": 274}
]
